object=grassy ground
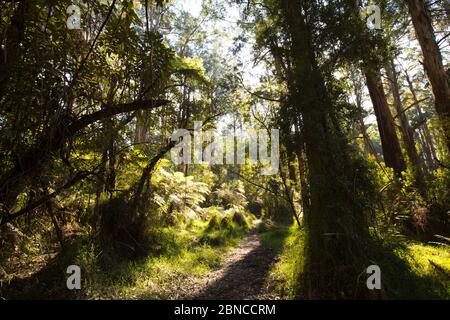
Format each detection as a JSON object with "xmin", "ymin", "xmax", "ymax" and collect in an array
[
  {"xmin": 259, "ymin": 224, "xmax": 450, "ymax": 299},
  {"xmin": 259, "ymin": 224, "xmax": 303, "ymax": 299},
  {"xmin": 373, "ymin": 240, "xmax": 450, "ymax": 299},
  {"xmin": 0, "ymin": 216, "xmax": 251, "ymax": 300},
  {"xmin": 2, "ymin": 217, "xmax": 448, "ymax": 300},
  {"xmin": 101, "ymin": 219, "xmax": 249, "ymax": 299}
]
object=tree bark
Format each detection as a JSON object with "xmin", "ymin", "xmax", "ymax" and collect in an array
[
  {"xmin": 364, "ymin": 68, "xmax": 407, "ymax": 175},
  {"xmin": 406, "ymin": 0, "xmax": 450, "ymax": 153},
  {"xmin": 0, "ymin": 0, "xmax": 32, "ymax": 99},
  {"xmin": 131, "ymin": 141, "xmax": 176, "ymax": 215},
  {"xmin": 386, "ymin": 59, "xmax": 426, "ymax": 196}
]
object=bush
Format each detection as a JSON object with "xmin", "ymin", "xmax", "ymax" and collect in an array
[
  {"xmin": 232, "ymin": 211, "xmax": 251, "ymax": 228},
  {"xmin": 99, "ymin": 197, "xmax": 160, "ymax": 259},
  {"xmin": 215, "ymin": 180, "xmax": 248, "ymax": 209}
]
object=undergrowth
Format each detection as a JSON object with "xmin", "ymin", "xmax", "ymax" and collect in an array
[
  {"xmin": 0, "ymin": 212, "xmax": 253, "ymax": 300},
  {"xmin": 260, "ymin": 224, "xmax": 303, "ymax": 299},
  {"xmin": 259, "ymin": 223, "xmax": 450, "ymax": 299}
]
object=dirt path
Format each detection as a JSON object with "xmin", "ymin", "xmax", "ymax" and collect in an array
[{"xmin": 184, "ymin": 231, "xmax": 279, "ymax": 300}]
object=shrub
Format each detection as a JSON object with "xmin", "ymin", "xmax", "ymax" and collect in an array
[{"xmin": 99, "ymin": 197, "xmax": 160, "ymax": 259}]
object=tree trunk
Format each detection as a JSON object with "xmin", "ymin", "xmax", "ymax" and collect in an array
[
  {"xmin": 386, "ymin": 59, "xmax": 427, "ymax": 196},
  {"xmin": 280, "ymin": 0, "xmax": 371, "ymax": 298},
  {"xmin": 0, "ymin": 1, "xmax": 31, "ymax": 99},
  {"xmin": 364, "ymin": 68, "xmax": 407, "ymax": 175},
  {"xmin": 404, "ymin": 69, "xmax": 438, "ymax": 168},
  {"xmin": 105, "ymin": 118, "xmax": 117, "ymax": 194},
  {"xmin": 406, "ymin": 0, "xmax": 450, "ymax": 153},
  {"xmin": 280, "ymin": 150, "xmax": 301, "ymax": 227},
  {"xmin": 295, "ymin": 147, "xmax": 308, "ymax": 218},
  {"xmin": 359, "ymin": 116, "xmax": 379, "ymax": 159},
  {"xmin": 46, "ymin": 199, "xmax": 64, "ymax": 248}
]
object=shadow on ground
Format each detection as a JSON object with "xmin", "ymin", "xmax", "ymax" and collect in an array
[{"xmin": 190, "ymin": 232, "xmax": 280, "ymax": 300}]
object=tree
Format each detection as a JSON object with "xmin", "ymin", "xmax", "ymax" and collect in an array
[
  {"xmin": 386, "ymin": 58, "xmax": 426, "ymax": 195},
  {"xmin": 406, "ymin": 0, "xmax": 450, "ymax": 153},
  {"xmin": 364, "ymin": 65, "xmax": 407, "ymax": 175},
  {"xmin": 249, "ymin": 0, "xmax": 375, "ymax": 298},
  {"xmin": 351, "ymin": 1, "xmax": 407, "ymax": 175}
]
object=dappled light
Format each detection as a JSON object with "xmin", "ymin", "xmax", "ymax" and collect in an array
[{"xmin": 0, "ymin": 0, "xmax": 449, "ymax": 303}]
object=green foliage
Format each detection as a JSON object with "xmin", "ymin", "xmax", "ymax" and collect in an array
[
  {"xmin": 1, "ymin": 0, "xmax": 450, "ymax": 301},
  {"xmin": 99, "ymin": 197, "xmax": 159, "ymax": 259},
  {"xmin": 259, "ymin": 224, "xmax": 450, "ymax": 300},
  {"xmin": 369, "ymin": 240, "xmax": 450, "ymax": 299},
  {"xmin": 152, "ymin": 168, "xmax": 211, "ymax": 223},
  {"xmin": 201, "ymin": 208, "xmax": 253, "ymax": 246},
  {"xmin": 1, "ymin": 211, "xmax": 251, "ymax": 299},
  {"xmin": 171, "ymin": 55, "xmax": 210, "ymax": 87},
  {"xmin": 429, "ymin": 167, "xmax": 450, "ymax": 206},
  {"xmin": 215, "ymin": 180, "xmax": 248, "ymax": 210}
]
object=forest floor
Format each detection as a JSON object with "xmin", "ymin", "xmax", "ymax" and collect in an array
[
  {"xmin": 0, "ymin": 219, "xmax": 289, "ymax": 300},
  {"xmin": 1, "ymin": 220, "xmax": 448, "ymax": 300},
  {"xmin": 182, "ymin": 230, "xmax": 280, "ymax": 300}
]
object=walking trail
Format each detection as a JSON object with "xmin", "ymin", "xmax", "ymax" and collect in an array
[{"xmin": 183, "ymin": 231, "xmax": 279, "ymax": 300}]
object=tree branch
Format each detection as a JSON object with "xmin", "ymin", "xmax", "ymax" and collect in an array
[
  {"xmin": 0, "ymin": 171, "xmax": 93, "ymax": 227},
  {"xmin": 69, "ymin": 99, "xmax": 170, "ymax": 134},
  {"xmin": 0, "ymin": 99, "xmax": 170, "ymax": 206}
]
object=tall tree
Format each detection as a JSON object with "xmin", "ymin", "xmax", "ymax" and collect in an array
[
  {"xmin": 364, "ymin": 66, "xmax": 407, "ymax": 175},
  {"xmin": 404, "ymin": 68, "xmax": 438, "ymax": 168},
  {"xmin": 406, "ymin": 0, "xmax": 450, "ymax": 153},
  {"xmin": 386, "ymin": 59, "xmax": 426, "ymax": 195},
  {"xmin": 251, "ymin": 0, "xmax": 375, "ymax": 298},
  {"xmin": 350, "ymin": 1, "xmax": 406, "ymax": 175}
]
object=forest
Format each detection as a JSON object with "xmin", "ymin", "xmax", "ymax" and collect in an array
[{"xmin": 0, "ymin": 0, "xmax": 449, "ymax": 301}]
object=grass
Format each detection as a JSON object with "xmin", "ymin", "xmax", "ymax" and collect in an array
[
  {"xmin": 374, "ymin": 240, "xmax": 450, "ymax": 299},
  {"xmin": 0, "ymin": 214, "xmax": 252, "ymax": 300},
  {"xmin": 100, "ymin": 220, "xmax": 449, "ymax": 300},
  {"xmin": 405, "ymin": 243, "xmax": 450, "ymax": 297},
  {"xmin": 100, "ymin": 219, "xmax": 249, "ymax": 299},
  {"xmin": 81, "ymin": 217, "xmax": 251, "ymax": 299},
  {"xmin": 405, "ymin": 243, "xmax": 450, "ymax": 275},
  {"xmin": 259, "ymin": 224, "xmax": 304, "ymax": 299},
  {"xmin": 259, "ymin": 223, "xmax": 450, "ymax": 299},
  {"xmin": 3, "ymin": 214, "xmax": 448, "ymax": 300}
]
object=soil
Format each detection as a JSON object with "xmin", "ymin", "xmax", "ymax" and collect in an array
[{"xmin": 183, "ymin": 231, "xmax": 279, "ymax": 300}]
